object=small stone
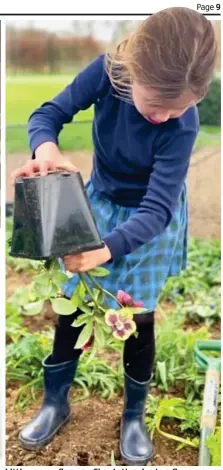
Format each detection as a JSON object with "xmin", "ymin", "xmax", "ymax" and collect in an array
[
  {"xmin": 62, "ymin": 457, "xmax": 78, "ymax": 465},
  {"xmin": 23, "ymin": 454, "xmax": 33, "ymax": 462}
]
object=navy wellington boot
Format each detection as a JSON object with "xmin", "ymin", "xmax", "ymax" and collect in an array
[
  {"xmin": 19, "ymin": 354, "xmax": 78, "ymax": 450},
  {"xmin": 120, "ymin": 373, "xmax": 154, "ymax": 465}
]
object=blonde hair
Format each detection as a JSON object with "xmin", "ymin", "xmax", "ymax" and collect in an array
[{"xmin": 105, "ymin": 7, "xmax": 217, "ymax": 104}]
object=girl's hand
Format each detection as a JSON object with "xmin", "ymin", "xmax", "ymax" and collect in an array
[
  {"xmin": 12, "ymin": 142, "xmax": 78, "ymax": 183},
  {"xmin": 63, "ymin": 245, "xmax": 112, "ymax": 273}
]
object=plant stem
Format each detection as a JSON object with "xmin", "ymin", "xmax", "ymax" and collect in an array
[
  {"xmin": 87, "ymin": 273, "xmax": 123, "ymax": 308},
  {"xmin": 44, "ymin": 259, "xmax": 53, "ymax": 270},
  {"xmin": 157, "ymin": 426, "xmax": 198, "ymax": 448},
  {"xmin": 78, "ymin": 274, "xmax": 99, "ymax": 308}
]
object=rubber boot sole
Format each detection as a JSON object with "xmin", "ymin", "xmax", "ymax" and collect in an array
[{"xmin": 19, "ymin": 413, "xmax": 71, "ymax": 450}]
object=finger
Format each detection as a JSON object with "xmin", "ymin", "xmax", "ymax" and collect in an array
[
  {"xmin": 64, "ymin": 261, "xmax": 73, "ymax": 272},
  {"xmin": 11, "ymin": 167, "xmax": 28, "ymax": 184},
  {"xmin": 64, "ymin": 254, "xmax": 83, "ymax": 263},
  {"xmin": 63, "ymin": 255, "xmax": 75, "ymax": 263},
  {"xmin": 11, "ymin": 164, "xmax": 34, "ymax": 183},
  {"xmin": 39, "ymin": 159, "xmax": 57, "ymax": 176},
  {"xmin": 65, "ymin": 264, "xmax": 78, "ymax": 273},
  {"xmin": 63, "ymin": 258, "xmax": 80, "ymax": 270},
  {"xmin": 77, "ymin": 263, "xmax": 89, "ymax": 273},
  {"xmin": 56, "ymin": 161, "xmax": 79, "ymax": 173},
  {"xmin": 11, "ymin": 160, "xmax": 41, "ymax": 183}
]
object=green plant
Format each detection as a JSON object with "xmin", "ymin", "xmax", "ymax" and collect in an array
[
  {"xmin": 6, "ymin": 331, "xmax": 53, "ymax": 409},
  {"xmin": 206, "ymin": 426, "xmax": 221, "ymax": 466},
  {"xmin": 198, "ymin": 79, "xmax": 221, "ymax": 126},
  {"xmin": 6, "ymin": 300, "xmax": 27, "ymax": 342},
  {"xmin": 6, "ymin": 330, "xmax": 123, "ymax": 410},
  {"xmin": 8, "ymin": 257, "xmax": 147, "ymax": 355},
  {"xmin": 181, "ymin": 288, "xmax": 221, "ymax": 326},
  {"xmin": 6, "ymin": 270, "xmax": 57, "ymax": 341},
  {"xmin": 110, "ymin": 450, "xmax": 116, "ymax": 465},
  {"xmin": 160, "ymin": 238, "xmax": 221, "ymax": 308},
  {"xmin": 154, "ymin": 314, "xmax": 209, "ymax": 400},
  {"xmin": 145, "ymin": 395, "xmax": 200, "ymax": 448}
]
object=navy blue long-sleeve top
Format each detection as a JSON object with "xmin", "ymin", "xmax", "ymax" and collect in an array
[{"xmin": 28, "ymin": 54, "xmax": 199, "ymax": 261}]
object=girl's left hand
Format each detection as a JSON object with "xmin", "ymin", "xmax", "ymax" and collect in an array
[{"xmin": 63, "ymin": 245, "xmax": 112, "ymax": 273}]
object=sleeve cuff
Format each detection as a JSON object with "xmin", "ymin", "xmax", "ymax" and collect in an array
[
  {"xmin": 30, "ymin": 133, "xmax": 58, "ymax": 158},
  {"xmin": 103, "ymin": 230, "xmax": 127, "ymax": 261}
]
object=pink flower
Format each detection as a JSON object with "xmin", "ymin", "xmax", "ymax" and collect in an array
[
  {"xmin": 117, "ymin": 290, "xmax": 143, "ymax": 308},
  {"xmin": 105, "ymin": 309, "xmax": 136, "ymax": 341},
  {"xmin": 133, "ymin": 300, "xmax": 144, "ymax": 307}
]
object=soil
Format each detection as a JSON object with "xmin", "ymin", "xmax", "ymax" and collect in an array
[
  {"xmin": 188, "ymin": 147, "xmax": 221, "ymax": 239},
  {"xmin": 183, "ymin": 318, "xmax": 221, "ymax": 339},
  {"xmin": 6, "ymin": 387, "xmax": 198, "ymax": 466}
]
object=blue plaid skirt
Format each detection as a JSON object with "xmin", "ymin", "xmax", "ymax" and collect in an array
[{"xmin": 62, "ymin": 180, "xmax": 188, "ymax": 312}]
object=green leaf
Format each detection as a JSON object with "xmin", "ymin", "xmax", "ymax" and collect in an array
[
  {"xmin": 53, "ymin": 271, "xmax": 69, "ymax": 288},
  {"xmin": 118, "ymin": 307, "xmax": 147, "ymax": 317},
  {"xmin": 71, "ymin": 282, "xmax": 86, "ymax": 306},
  {"xmin": 50, "ymin": 259, "xmax": 61, "ymax": 271},
  {"xmin": 23, "ymin": 300, "xmax": 44, "ymax": 316},
  {"xmin": 34, "ymin": 273, "xmax": 51, "ymax": 284},
  {"xmin": 51, "ymin": 298, "xmax": 76, "ymax": 315},
  {"xmin": 110, "ymin": 450, "xmax": 116, "ymax": 466},
  {"xmin": 86, "ymin": 339, "xmax": 98, "ymax": 361},
  {"xmin": 130, "ymin": 307, "xmax": 148, "ymax": 314},
  {"xmin": 160, "ymin": 397, "xmax": 186, "ymax": 420},
  {"xmin": 95, "ymin": 323, "xmax": 105, "ymax": 348},
  {"xmin": 34, "ymin": 271, "xmax": 57, "ymax": 298},
  {"xmin": 71, "ymin": 313, "xmax": 92, "ymax": 328},
  {"xmin": 206, "ymin": 427, "xmax": 221, "ymax": 466},
  {"xmin": 51, "ymin": 283, "xmax": 60, "ymax": 297},
  {"xmin": 79, "ymin": 304, "xmax": 93, "ymax": 315},
  {"xmin": 34, "ymin": 282, "xmax": 52, "ymax": 299},
  {"xmin": 74, "ymin": 320, "xmax": 93, "ymax": 349},
  {"xmin": 157, "ymin": 361, "xmax": 168, "ymax": 390},
  {"xmin": 78, "ymin": 282, "xmax": 86, "ymax": 299},
  {"xmin": 88, "ymin": 267, "xmax": 110, "ymax": 277},
  {"xmin": 98, "ymin": 289, "xmax": 105, "ymax": 305}
]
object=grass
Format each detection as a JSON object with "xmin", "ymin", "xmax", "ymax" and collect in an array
[
  {"xmin": 6, "ymin": 122, "xmax": 93, "ymax": 154},
  {"xmin": 6, "ymin": 75, "xmax": 93, "ymax": 124},
  {"xmin": 6, "ymin": 74, "xmax": 93, "ymax": 153},
  {"xmin": 6, "ymin": 74, "xmax": 221, "ymax": 153},
  {"xmin": 195, "ymin": 127, "xmax": 221, "ymax": 152}
]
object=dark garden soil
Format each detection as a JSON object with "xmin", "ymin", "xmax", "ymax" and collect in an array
[{"xmin": 6, "ymin": 386, "xmax": 198, "ymax": 466}]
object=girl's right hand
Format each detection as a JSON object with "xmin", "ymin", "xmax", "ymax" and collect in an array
[{"xmin": 12, "ymin": 142, "xmax": 79, "ymax": 183}]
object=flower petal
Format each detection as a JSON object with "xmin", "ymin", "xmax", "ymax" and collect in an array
[
  {"xmin": 119, "ymin": 307, "xmax": 134, "ymax": 320},
  {"xmin": 117, "ymin": 290, "xmax": 134, "ymax": 306},
  {"xmin": 113, "ymin": 328, "xmax": 130, "ymax": 341},
  {"xmin": 117, "ymin": 290, "xmax": 126, "ymax": 303},
  {"xmin": 123, "ymin": 293, "xmax": 134, "ymax": 306},
  {"xmin": 105, "ymin": 309, "xmax": 119, "ymax": 326},
  {"xmin": 123, "ymin": 320, "xmax": 137, "ymax": 333},
  {"xmin": 116, "ymin": 320, "xmax": 125, "ymax": 330},
  {"xmin": 133, "ymin": 300, "xmax": 144, "ymax": 307}
]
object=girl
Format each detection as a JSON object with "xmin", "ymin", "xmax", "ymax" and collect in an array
[{"xmin": 13, "ymin": 7, "xmax": 217, "ymax": 465}]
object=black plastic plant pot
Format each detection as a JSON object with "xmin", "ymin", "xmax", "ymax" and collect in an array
[{"xmin": 10, "ymin": 171, "xmax": 104, "ymax": 260}]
